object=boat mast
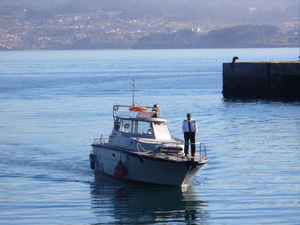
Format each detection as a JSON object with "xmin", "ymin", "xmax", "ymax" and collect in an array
[{"xmin": 132, "ymin": 79, "xmax": 135, "ymax": 106}]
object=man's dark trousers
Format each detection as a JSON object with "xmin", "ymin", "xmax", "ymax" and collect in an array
[{"xmin": 184, "ymin": 132, "xmax": 195, "ymax": 156}]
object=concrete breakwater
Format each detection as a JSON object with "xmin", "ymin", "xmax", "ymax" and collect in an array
[{"xmin": 223, "ymin": 61, "xmax": 300, "ymax": 100}]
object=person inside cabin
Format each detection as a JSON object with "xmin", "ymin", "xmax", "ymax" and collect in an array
[
  {"xmin": 182, "ymin": 113, "xmax": 198, "ymax": 157},
  {"xmin": 152, "ymin": 104, "xmax": 159, "ymax": 117}
]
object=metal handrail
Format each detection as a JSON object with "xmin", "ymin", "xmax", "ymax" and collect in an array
[
  {"xmin": 184, "ymin": 141, "xmax": 208, "ymax": 157},
  {"xmin": 113, "ymin": 104, "xmax": 154, "ymax": 118},
  {"xmin": 199, "ymin": 142, "xmax": 207, "ymax": 158},
  {"xmin": 93, "ymin": 135, "xmax": 109, "ymax": 145}
]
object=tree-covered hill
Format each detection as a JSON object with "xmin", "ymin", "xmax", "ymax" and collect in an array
[
  {"xmin": 134, "ymin": 25, "xmax": 292, "ymax": 49},
  {"xmin": 0, "ymin": 0, "xmax": 298, "ymax": 50}
]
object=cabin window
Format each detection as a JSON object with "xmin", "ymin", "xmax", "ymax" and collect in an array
[
  {"xmin": 121, "ymin": 120, "xmax": 132, "ymax": 133},
  {"xmin": 133, "ymin": 121, "xmax": 153, "ymax": 135},
  {"xmin": 153, "ymin": 122, "xmax": 171, "ymax": 139}
]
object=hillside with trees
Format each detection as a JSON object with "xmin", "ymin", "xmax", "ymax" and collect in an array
[
  {"xmin": 0, "ymin": 0, "xmax": 299, "ymax": 50},
  {"xmin": 134, "ymin": 25, "xmax": 286, "ymax": 49}
]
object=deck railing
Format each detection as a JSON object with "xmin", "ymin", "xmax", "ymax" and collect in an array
[
  {"xmin": 93, "ymin": 135, "xmax": 109, "ymax": 145},
  {"xmin": 198, "ymin": 142, "xmax": 208, "ymax": 161},
  {"xmin": 93, "ymin": 135, "xmax": 208, "ymax": 161}
]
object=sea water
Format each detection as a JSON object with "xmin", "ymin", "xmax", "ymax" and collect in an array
[{"xmin": 0, "ymin": 48, "xmax": 299, "ymax": 224}]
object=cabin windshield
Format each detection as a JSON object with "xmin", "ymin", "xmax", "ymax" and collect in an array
[
  {"xmin": 117, "ymin": 118, "xmax": 153, "ymax": 136},
  {"xmin": 133, "ymin": 120, "xmax": 153, "ymax": 135},
  {"xmin": 153, "ymin": 122, "xmax": 171, "ymax": 139},
  {"xmin": 116, "ymin": 117, "xmax": 170, "ymax": 139}
]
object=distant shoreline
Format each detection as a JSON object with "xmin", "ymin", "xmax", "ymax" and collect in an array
[{"xmin": 1, "ymin": 45, "xmax": 299, "ymax": 51}]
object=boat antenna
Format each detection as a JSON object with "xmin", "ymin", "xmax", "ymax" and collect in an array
[
  {"xmin": 132, "ymin": 79, "xmax": 135, "ymax": 106},
  {"xmin": 299, "ymin": 10, "xmax": 300, "ymax": 60}
]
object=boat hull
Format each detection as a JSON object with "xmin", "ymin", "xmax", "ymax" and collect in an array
[{"xmin": 92, "ymin": 144, "xmax": 205, "ymax": 186}]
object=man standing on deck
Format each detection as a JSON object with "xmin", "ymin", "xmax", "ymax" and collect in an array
[{"xmin": 182, "ymin": 113, "xmax": 198, "ymax": 157}]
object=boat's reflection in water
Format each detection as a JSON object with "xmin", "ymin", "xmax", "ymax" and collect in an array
[{"xmin": 90, "ymin": 178, "xmax": 209, "ymax": 224}]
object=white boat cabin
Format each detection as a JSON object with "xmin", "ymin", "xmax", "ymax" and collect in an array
[{"xmin": 113, "ymin": 109, "xmax": 171, "ymax": 140}]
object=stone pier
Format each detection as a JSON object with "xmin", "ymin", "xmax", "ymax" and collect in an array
[{"xmin": 222, "ymin": 61, "xmax": 300, "ymax": 100}]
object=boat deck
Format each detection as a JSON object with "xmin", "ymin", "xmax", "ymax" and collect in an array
[
  {"xmin": 93, "ymin": 139, "xmax": 208, "ymax": 164},
  {"xmin": 135, "ymin": 150, "xmax": 209, "ymax": 163}
]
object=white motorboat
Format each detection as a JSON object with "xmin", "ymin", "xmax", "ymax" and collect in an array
[{"xmin": 90, "ymin": 104, "xmax": 209, "ymax": 186}]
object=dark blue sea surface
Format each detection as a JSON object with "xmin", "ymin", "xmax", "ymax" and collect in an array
[{"xmin": 0, "ymin": 48, "xmax": 299, "ymax": 224}]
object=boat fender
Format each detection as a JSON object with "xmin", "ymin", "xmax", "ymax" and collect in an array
[
  {"xmin": 89, "ymin": 153, "xmax": 95, "ymax": 170},
  {"xmin": 114, "ymin": 161, "xmax": 127, "ymax": 179}
]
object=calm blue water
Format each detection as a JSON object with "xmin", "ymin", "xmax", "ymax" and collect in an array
[{"xmin": 0, "ymin": 48, "xmax": 299, "ymax": 224}]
